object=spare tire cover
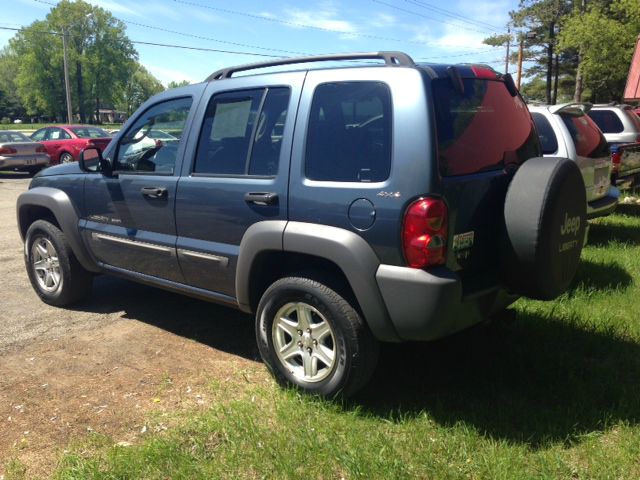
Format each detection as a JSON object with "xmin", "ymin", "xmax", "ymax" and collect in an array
[{"xmin": 503, "ymin": 157, "xmax": 586, "ymax": 300}]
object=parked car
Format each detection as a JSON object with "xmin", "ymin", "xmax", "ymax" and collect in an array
[
  {"xmin": 529, "ymin": 103, "xmax": 618, "ymax": 219},
  {"xmin": 30, "ymin": 125, "xmax": 112, "ymax": 164},
  {"xmin": 0, "ymin": 130, "xmax": 50, "ymax": 175},
  {"xmin": 610, "ymin": 142, "xmax": 640, "ymax": 188},
  {"xmin": 587, "ymin": 104, "xmax": 640, "ymax": 145},
  {"xmin": 17, "ymin": 52, "xmax": 587, "ymax": 397}
]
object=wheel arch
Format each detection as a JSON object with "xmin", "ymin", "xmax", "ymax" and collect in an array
[
  {"xmin": 236, "ymin": 221, "xmax": 400, "ymax": 342},
  {"xmin": 17, "ymin": 187, "xmax": 100, "ymax": 273}
]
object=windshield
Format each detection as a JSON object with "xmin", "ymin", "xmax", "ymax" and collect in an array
[{"xmin": 70, "ymin": 127, "xmax": 109, "ymax": 139}]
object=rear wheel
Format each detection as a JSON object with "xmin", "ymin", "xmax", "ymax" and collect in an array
[
  {"xmin": 256, "ymin": 276, "xmax": 379, "ymax": 398},
  {"xmin": 24, "ymin": 220, "xmax": 93, "ymax": 306},
  {"xmin": 59, "ymin": 152, "xmax": 74, "ymax": 163}
]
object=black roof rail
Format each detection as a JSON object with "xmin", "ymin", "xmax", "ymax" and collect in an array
[{"xmin": 205, "ymin": 51, "xmax": 415, "ymax": 81}]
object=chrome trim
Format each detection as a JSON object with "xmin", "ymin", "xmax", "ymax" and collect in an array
[
  {"xmin": 177, "ymin": 248, "xmax": 229, "ymax": 267},
  {"xmin": 91, "ymin": 232, "xmax": 172, "ymax": 254}
]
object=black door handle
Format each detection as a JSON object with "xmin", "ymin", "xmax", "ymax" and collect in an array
[
  {"xmin": 141, "ymin": 186, "xmax": 168, "ymax": 199},
  {"xmin": 244, "ymin": 192, "xmax": 278, "ymax": 206}
]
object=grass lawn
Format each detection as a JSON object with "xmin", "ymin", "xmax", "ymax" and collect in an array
[{"xmin": 10, "ymin": 211, "xmax": 640, "ymax": 479}]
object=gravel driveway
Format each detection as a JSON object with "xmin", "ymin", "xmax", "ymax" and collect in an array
[{"xmin": 0, "ymin": 174, "xmax": 264, "ymax": 476}]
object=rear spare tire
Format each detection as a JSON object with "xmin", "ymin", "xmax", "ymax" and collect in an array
[{"xmin": 503, "ymin": 157, "xmax": 586, "ymax": 300}]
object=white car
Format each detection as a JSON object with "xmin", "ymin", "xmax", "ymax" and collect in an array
[{"xmin": 529, "ymin": 103, "xmax": 618, "ymax": 219}]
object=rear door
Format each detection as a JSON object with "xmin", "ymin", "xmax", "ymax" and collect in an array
[
  {"xmin": 174, "ymin": 72, "xmax": 304, "ymax": 298},
  {"xmin": 431, "ymin": 74, "xmax": 540, "ymax": 283}
]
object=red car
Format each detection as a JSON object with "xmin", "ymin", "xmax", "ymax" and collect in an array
[{"xmin": 30, "ymin": 125, "xmax": 112, "ymax": 164}]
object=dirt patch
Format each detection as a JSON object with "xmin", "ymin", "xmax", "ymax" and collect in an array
[{"xmin": 0, "ymin": 178, "xmax": 269, "ymax": 477}]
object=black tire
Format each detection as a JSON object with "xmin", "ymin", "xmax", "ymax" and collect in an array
[
  {"xmin": 503, "ymin": 157, "xmax": 587, "ymax": 300},
  {"xmin": 26, "ymin": 167, "xmax": 42, "ymax": 177},
  {"xmin": 59, "ymin": 152, "xmax": 74, "ymax": 163},
  {"xmin": 24, "ymin": 220, "xmax": 93, "ymax": 306},
  {"xmin": 256, "ymin": 276, "xmax": 379, "ymax": 398}
]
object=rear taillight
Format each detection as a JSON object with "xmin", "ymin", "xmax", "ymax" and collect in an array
[
  {"xmin": 611, "ymin": 146, "xmax": 622, "ymax": 173},
  {"xmin": 35, "ymin": 145, "xmax": 46, "ymax": 153},
  {"xmin": 0, "ymin": 147, "xmax": 17, "ymax": 155},
  {"xmin": 402, "ymin": 197, "xmax": 448, "ymax": 269}
]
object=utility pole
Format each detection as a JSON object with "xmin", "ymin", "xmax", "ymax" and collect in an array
[
  {"xmin": 505, "ymin": 26, "xmax": 511, "ymax": 74},
  {"xmin": 516, "ymin": 36, "xmax": 524, "ymax": 89},
  {"xmin": 62, "ymin": 27, "xmax": 73, "ymax": 124}
]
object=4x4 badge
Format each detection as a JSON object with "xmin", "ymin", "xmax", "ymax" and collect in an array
[{"xmin": 377, "ymin": 191, "xmax": 401, "ymax": 198}]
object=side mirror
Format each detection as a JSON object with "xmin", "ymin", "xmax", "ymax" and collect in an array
[{"xmin": 79, "ymin": 147, "xmax": 112, "ymax": 175}]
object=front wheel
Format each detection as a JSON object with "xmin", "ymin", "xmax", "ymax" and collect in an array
[
  {"xmin": 256, "ymin": 276, "xmax": 379, "ymax": 398},
  {"xmin": 24, "ymin": 220, "xmax": 93, "ymax": 306}
]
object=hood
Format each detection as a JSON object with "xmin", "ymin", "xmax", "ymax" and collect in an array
[{"xmin": 35, "ymin": 161, "xmax": 83, "ymax": 178}]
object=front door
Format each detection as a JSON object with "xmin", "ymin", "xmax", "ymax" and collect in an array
[{"xmin": 81, "ymin": 96, "xmax": 194, "ymax": 282}]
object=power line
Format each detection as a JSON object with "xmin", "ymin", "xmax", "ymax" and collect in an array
[
  {"xmin": 170, "ymin": 0, "xmax": 476, "ymax": 48},
  {"xmin": 0, "ymin": 26, "xmax": 293, "ymax": 58},
  {"xmin": 371, "ymin": 0, "xmax": 500, "ymax": 34},
  {"xmin": 403, "ymin": 0, "xmax": 501, "ymax": 31}
]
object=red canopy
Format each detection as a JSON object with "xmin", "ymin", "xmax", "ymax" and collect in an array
[{"xmin": 624, "ymin": 35, "xmax": 640, "ymax": 102}]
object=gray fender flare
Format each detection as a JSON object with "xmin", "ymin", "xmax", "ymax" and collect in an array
[
  {"xmin": 16, "ymin": 187, "xmax": 100, "ymax": 273},
  {"xmin": 236, "ymin": 220, "xmax": 400, "ymax": 342}
]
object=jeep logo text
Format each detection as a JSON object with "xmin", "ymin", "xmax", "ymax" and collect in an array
[{"xmin": 560, "ymin": 213, "xmax": 581, "ymax": 236}]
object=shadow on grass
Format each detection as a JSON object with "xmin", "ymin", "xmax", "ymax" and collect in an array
[
  {"xmin": 588, "ymin": 221, "xmax": 640, "ymax": 246},
  {"xmin": 568, "ymin": 258, "xmax": 632, "ymax": 292},
  {"xmin": 353, "ymin": 312, "xmax": 640, "ymax": 447},
  {"xmin": 615, "ymin": 203, "xmax": 640, "ymax": 217},
  {"xmin": 73, "ymin": 275, "xmax": 258, "ymax": 362}
]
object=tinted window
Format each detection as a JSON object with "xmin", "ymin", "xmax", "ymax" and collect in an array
[
  {"xmin": 433, "ymin": 79, "xmax": 539, "ymax": 176},
  {"xmin": 305, "ymin": 82, "xmax": 392, "ymax": 182},
  {"xmin": 0, "ymin": 131, "xmax": 30, "ymax": 143},
  {"xmin": 560, "ymin": 113, "xmax": 609, "ymax": 158},
  {"xmin": 31, "ymin": 129, "xmax": 46, "ymax": 141},
  {"xmin": 531, "ymin": 112, "xmax": 559, "ymax": 154},
  {"xmin": 195, "ymin": 88, "xmax": 290, "ymax": 176},
  {"xmin": 71, "ymin": 126, "xmax": 109, "ymax": 138},
  {"xmin": 116, "ymin": 97, "xmax": 192, "ymax": 174},
  {"xmin": 588, "ymin": 110, "xmax": 624, "ymax": 133}
]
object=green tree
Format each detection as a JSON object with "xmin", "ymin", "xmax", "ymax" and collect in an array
[
  {"xmin": 116, "ymin": 64, "xmax": 164, "ymax": 116},
  {"xmin": 8, "ymin": 0, "xmax": 137, "ymax": 122},
  {"xmin": 0, "ymin": 48, "xmax": 26, "ymax": 120},
  {"xmin": 166, "ymin": 80, "xmax": 191, "ymax": 89},
  {"xmin": 559, "ymin": 0, "xmax": 640, "ymax": 101}
]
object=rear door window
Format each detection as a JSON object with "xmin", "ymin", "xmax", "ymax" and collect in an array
[
  {"xmin": 432, "ymin": 78, "xmax": 539, "ymax": 176},
  {"xmin": 560, "ymin": 113, "xmax": 609, "ymax": 158},
  {"xmin": 588, "ymin": 110, "xmax": 624, "ymax": 133},
  {"xmin": 531, "ymin": 112, "xmax": 559, "ymax": 154},
  {"xmin": 305, "ymin": 81, "xmax": 392, "ymax": 182}
]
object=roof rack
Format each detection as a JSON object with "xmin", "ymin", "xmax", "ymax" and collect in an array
[{"xmin": 205, "ymin": 51, "xmax": 415, "ymax": 81}]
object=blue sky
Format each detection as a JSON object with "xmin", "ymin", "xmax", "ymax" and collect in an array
[{"xmin": 3, "ymin": 0, "xmax": 519, "ymax": 86}]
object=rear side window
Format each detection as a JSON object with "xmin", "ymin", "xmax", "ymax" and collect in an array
[
  {"xmin": 531, "ymin": 112, "xmax": 559, "ymax": 154},
  {"xmin": 305, "ymin": 82, "xmax": 392, "ymax": 182},
  {"xmin": 588, "ymin": 110, "xmax": 624, "ymax": 133},
  {"xmin": 560, "ymin": 113, "xmax": 609, "ymax": 159},
  {"xmin": 432, "ymin": 79, "xmax": 539, "ymax": 176},
  {"xmin": 623, "ymin": 108, "xmax": 640, "ymax": 131},
  {"xmin": 195, "ymin": 87, "xmax": 290, "ymax": 176}
]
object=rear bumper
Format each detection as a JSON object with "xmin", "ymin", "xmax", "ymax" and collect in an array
[
  {"xmin": 0, "ymin": 154, "xmax": 50, "ymax": 171},
  {"xmin": 586, "ymin": 187, "xmax": 619, "ymax": 219},
  {"xmin": 375, "ymin": 265, "xmax": 517, "ymax": 341}
]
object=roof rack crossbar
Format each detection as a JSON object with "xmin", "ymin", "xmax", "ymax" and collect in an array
[{"xmin": 205, "ymin": 51, "xmax": 415, "ymax": 81}]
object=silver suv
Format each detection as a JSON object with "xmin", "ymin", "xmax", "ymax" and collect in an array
[
  {"xmin": 587, "ymin": 103, "xmax": 640, "ymax": 145},
  {"xmin": 529, "ymin": 103, "xmax": 618, "ymax": 219}
]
